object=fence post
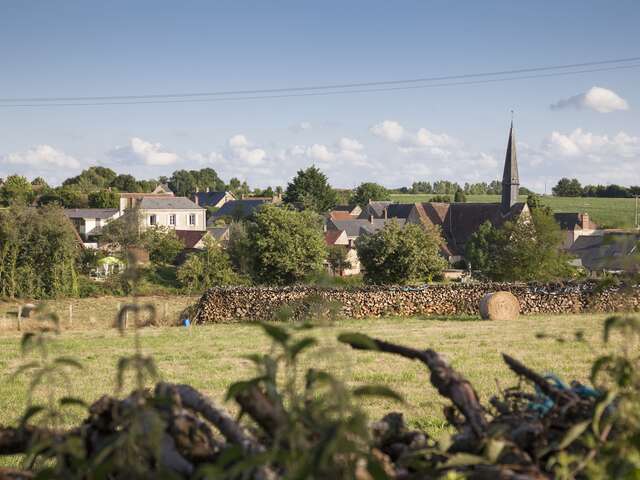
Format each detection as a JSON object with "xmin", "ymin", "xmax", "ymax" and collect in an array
[
  {"xmin": 69, "ymin": 304, "xmax": 73, "ymax": 329},
  {"xmin": 17, "ymin": 306, "xmax": 22, "ymax": 332}
]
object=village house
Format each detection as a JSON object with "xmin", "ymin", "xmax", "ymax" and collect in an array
[
  {"xmin": 63, "ymin": 208, "xmax": 121, "ymax": 246},
  {"xmin": 554, "ymin": 212, "xmax": 601, "ymax": 249},
  {"xmin": 324, "ymin": 229, "xmax": 362, "ymax": 276},
  {"xmin": 569, "ymin": 231, "xmax": 640, "ymax": 273},
  {"xmin": 192, "ymin": 190, "xmax": 236, "ymax": 209}
]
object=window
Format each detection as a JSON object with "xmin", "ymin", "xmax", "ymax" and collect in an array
[
  {"xmin": 189, "ymin": 213, "xmax": 196, "ymax": 226},
  {"xmin": 169, "ymin": 214, "xmax": 176, "ymax": 226},
  {"xmin": 149, "ymin": 214, "xmax": 157, "ymax": 226}
]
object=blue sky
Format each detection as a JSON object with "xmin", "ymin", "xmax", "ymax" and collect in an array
[{"xmin": 1, "ymin": 0, "xmax": 639, "ymax": 190}]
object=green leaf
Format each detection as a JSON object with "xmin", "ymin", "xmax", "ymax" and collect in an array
[
  {"xmin": 20, "ymin": 405, "xmax": 46, "ymax": 427},
  {"xmin": 289, "ymin": 337, "xmax": 317, "ymax": 360},
  {"xmin": 260, "ymin": 322, "xmax": 290, "ymax": 345},
  {"xmin": 337, "ymin": 332, "xmax": 379, "ymax": 350},
  {"xmin": 353, "ymin": 385, "xmax": 404, "ymax": 403},
  {"xmin": 226, "ymin": 379, "xmax": 258, "ymax": 401},
  {"xmin": 592, "ymin": 390, "xmax": 616, "ymax": 438},
  {"xmin": 444, "ymin": 453, "xmax": 489, "ymax": 467},
  {"xmin": 54, "ymin": 356, "xmax": 84, "ymax": 370},
  {"xmin": 557, "ymin": 420, "xmax": 590, "ymax": 450},
  {"xmin": 59, "ymin": 397, "xmax": 88, "ymax": 409},
  {"xmin": 484, "ymin": 438, "xmax": 506, "ymax": 463}
]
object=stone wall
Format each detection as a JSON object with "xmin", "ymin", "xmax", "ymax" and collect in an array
[{"xmin": 193, "ymin": 282, "xmax": 640, "ymax": 323}]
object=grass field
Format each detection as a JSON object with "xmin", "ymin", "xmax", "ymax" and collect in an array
[
  {"xmin": 390, "ymin": 193, "xmax": 638, "ymax": 229},
  {"xmin": 0, "ymin": 304, "xmax": 612, "ymax": 459}
]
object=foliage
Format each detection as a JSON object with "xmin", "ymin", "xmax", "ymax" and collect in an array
[
  {"xmin": 142, "ymin": 226, "xmax": 184, "ymax": 265},
  {"xmin": 177, "ymin": 237, "xmax": 240, "ymax": 292},
  {"xmin": 465, "ymin": 209, "xmax": 574, "ymax": 281},
  {"xmin": 246, "ymin": 204, "xmax": 327, "ymax": 284},
  {"xmin": 62, "ymin": 166, "xmax": 117, "ymax": 192},
  {"xmin": 430, "ymin": 194, "xmax": 451, "ymax": 203},
  {"xmin": 553, "ymin": 177, "xmax": 584, "ymax": 197},
  {"xmin": 327, "ymin": 245, "xmax": 352, "ymax": 275},
  {"xmin": 110, "ymin": 173, "xmax": 141, "ymax": 192},
  {"xmin": 0, "ymin": 204, "xmax": 79, "ymax": 298},
  {"xmin": 226, "ymin": 221, "xmax": 253, "ymax": 275},
  {"xmin": 100, "ymin": 207, "xmax": 143, "ymax": 250},
  {"xmin": 88, "ymin": 189, "xmax": 119, "ymax": 208},
  {"xmin": 283, "ymin": 166, "xmax": 338, "ymax": 213},
  {"xmin": 453, "ymin": 189, "xmax": 466, "ymax": 203},
  {"xmin": 0, "ymin": 174, "xmax": 34, "ymax": 205},
  {"xmin": 350, "ymin": 182, "xmax": 391, "ymax": 207},
  {"xmin": 168, "ymin": 168, "xmax": 225, "ymax": 197},
  {"xmin": 356, "ymin": 221, "xmax": 447, "ymax": 284}
]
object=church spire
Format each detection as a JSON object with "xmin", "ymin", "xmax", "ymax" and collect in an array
[{"xmin": 501, "ymin": 120, "xmax": 520, "ymax": 213}]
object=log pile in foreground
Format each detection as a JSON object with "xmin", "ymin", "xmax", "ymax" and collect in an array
[
  {"xmin": 193, "ymin": 281, "xmax": 640, "ymax": 323},
  {"xmin": 0, "ymin": 335, "xmax": 611, "ymax": 479}
]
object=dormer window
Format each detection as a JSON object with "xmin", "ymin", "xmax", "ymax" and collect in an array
[{"xmin": 189, "ymin": 214, "xmax": 196, "ymax": 226}]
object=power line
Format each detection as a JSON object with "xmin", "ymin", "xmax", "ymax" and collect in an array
[{"xmin": 1, "ymin": 60, "xmax": 638, "ymax": 108}]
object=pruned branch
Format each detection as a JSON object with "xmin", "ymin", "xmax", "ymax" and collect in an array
[{"xmin": 343, "ymin": 336, "xmax": 488, "ymax": 438}]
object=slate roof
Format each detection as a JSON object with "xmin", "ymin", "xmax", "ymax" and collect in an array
[
  {"xmin": 569, "ymin": 233, "xmax": 640, "ymax": 271},
  {"xmin": 175, "ymin": 230, "xmax": 208, "ymax": 249},
  {"xmin": 326, "ymin": 218, "xmax": 404, "ymax": 237},
  {"xmin": 194, "ymin": 191, "xmax": 230, "ymax": 207},
  {"xmin": 139, "ymin": 196, "xmax": 202, "ymax": 210},
  {"xmin": 210, "ymin": 199, "xmax": 270, "ymax": 221},
  {"xmin": 332, "ymin": 204, "xmax": 358, "ymax": 213},
  {"xmin": 208, "ymin": 226, "xmax": 230, "ymax": 241},
  {"xmin": 358, "ymin": 201, "xmax": 393, "ymax": 219},
  {"xmin": 64, "ymin": 208, "xmax": 119, "ymax": 219},
  {"xmin": 417, "ymin": 202, "xmax": 527, "ymax": 256}
]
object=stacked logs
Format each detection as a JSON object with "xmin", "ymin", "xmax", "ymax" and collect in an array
[{"xmin": 193, "ymin": 282, "xmax": 640, "ymax": 324}]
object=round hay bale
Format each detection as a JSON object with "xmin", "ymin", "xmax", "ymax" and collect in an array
[{"xmin": 479, "ymin": 292, "xmax": 519, "ymax": 321}]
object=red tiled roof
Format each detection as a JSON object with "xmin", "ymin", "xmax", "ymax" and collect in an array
[
  {"xmin": 324, "ymin": 229, "xmax": 346, "ymax": 246},
  {"xmin": 175, "ymin": 230, "xmax": 207, "ymax": 249},
  {"xmin": 329, "ymin": 211, "xmax": 356, "ymax": 221}
]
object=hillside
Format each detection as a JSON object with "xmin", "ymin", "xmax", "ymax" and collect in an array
[{"xmin": 390, "ymin": 194, "xmax": 638, "ymax": 229}]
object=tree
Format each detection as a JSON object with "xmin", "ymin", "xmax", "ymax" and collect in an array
[
  {"xmin": 247, "ymin": 205, "xmax": 326, "ymax": 284},
  {"xmin": 454, "ymin": 189, "xmax": 467, "ymax": 203},
  {"xmin": 88, "ymin": 189, "xmax": 119, "ymax": 208},
  {"xmin": 350, "ymin": 182, "xmax": 391, "ymax": 207},
  {"xmin": 177, "ymin": 237, "xmax": 239, "ymax": 292},
  {"xmin": 0, "ymin": 204, "xmax": 79, "ymax": 298},
  {"xmin": 100, "ymin": 208, "xmax": 142, "ymax": 250},
  {"xmin": 430, "ymin": 195, "xmax": 451, "ymax": 203},
  {"xmin": 110, "ymin": 174, "xmax": 140, "ymax": 192},
  {"xmin": 169, "ymin": 168, "xmax": 225, "ymax": 197},
  {"xmin": 142, "ymin": 227, "xmax": 184, "ymax": 265},
  {"xmin": 283, "ymin": 166, "xmax": 337, "ymax": 213},
  {"xmin": 356, "ymin": 222, "xmax": 447, "ymax": 284},
  {"xmin": 63, "ymin": 167, "xmax": 117, "ymax": 192},
  {"xmin": 0, "ymin": 175, "xmax": 33, "ymax": 205},
  {"xmin": 327, "ymin": 246, "xmax": 352, "ymax": 276},
  {"xmin": 465, "ymin": 209, "xmax": 573, "ymax": 281},
  {"xmin": 552, "ymin": 178, "xmax": 583, "ymax": 197}
]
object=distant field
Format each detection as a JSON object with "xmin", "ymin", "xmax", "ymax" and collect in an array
[{"xmin": 390, "ymin": 193, "xmax": 638, "ymax": 229}]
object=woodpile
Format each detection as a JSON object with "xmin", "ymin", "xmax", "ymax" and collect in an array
[
  {"xmin": 193, "ymin": 282, "xmax": 640, "ymax": 324},
  {"xmin": 479, "ymin": 291, "xmax": 520, "ymax": 320}
]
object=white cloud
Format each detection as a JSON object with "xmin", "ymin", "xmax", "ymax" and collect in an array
[
  {"xmin": 228, "ymin": 134, "xmax": 267, "ymax": 166},
  {"xmin": 370, "ymin": 120, "xmax": 405, "ymax": 142},
  {"xmin": 109, "ymin": 137, "xmax": 178, "ymax": 166},
  {"xmin": 551, "ymin": 86, "xmax": 629, "ymax": 113},
  {"xmin": 3, "ymin": 145, "xmax": 80, "ymax": 168},
  {"xmin": 306, "ymin": 144, "xmax": 335, "ymax": 162},
  {"xmin": 290, "ymin": 121, "xmax": 313, "ymax": 133},
  {"xmin": 338, "ymin": 137, "xmax": 363, "ymax": 152}
]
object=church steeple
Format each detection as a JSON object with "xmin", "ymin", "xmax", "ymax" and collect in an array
[{"xmin": 501, "ymin": 121, "xmax": 520, "ymax": 213}]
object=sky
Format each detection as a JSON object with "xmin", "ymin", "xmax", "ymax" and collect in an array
[{"xmin": 0, "ymin": 1, "xmax": 639, "ymax": 192}]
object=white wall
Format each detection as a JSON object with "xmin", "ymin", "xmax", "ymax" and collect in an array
[{"xmin": 141, "ymin": 209, "xmax": 206, "ymax": 231}]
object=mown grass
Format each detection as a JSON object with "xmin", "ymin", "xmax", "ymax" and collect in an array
[
  {"xmin": 0, "ymin": 309, "xmax": 609, "ymax": 454},
  {"xmin": 390, "ymin": 193, "xmax": 638, "ymax": 229}
]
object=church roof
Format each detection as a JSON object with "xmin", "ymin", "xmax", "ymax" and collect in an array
[{"xmin": 502, "ymin": 122, "xmax": 519, "ymax": 185}]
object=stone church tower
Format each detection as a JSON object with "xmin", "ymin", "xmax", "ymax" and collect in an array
[{"xmin": 501, "ymin": 122, "xmax": 520, "ymax": 213}]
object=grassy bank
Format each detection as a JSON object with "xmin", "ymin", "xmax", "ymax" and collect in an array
[
  {"xmin": 390, "ymin": 193, "xmax": 638, "ymax": 229},
  {"xmin": 0, "ymin": 312, "xmax": 609, "ymax": 448}
]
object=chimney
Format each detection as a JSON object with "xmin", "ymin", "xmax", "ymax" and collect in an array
[
  {"xmin": 206, "ymin": 187, "xmax": 210, "ymax": 193},
  {"xmin": 581, "ymin": 212, "xmax": 589, "ymax": 228},
  {"xmin": 369, "ymin": 214, "xmax": 374, "ymax": 223},
  {"xmin": 384, "ymin": 208, "xmax": 388, "ymax": 220},
  {"xmin": 194, "ymin": 194, "xmax": 199, "ymax": 206}
]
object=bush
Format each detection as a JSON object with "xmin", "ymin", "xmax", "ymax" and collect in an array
[{"xmin": 356, "ymin": 221, "xmax": 447, "ymax": 284}]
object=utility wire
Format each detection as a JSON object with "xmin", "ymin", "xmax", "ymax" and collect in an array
[{"xmin": 1, "ymin": 60, "xmax": 638, "ymax": 108}]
